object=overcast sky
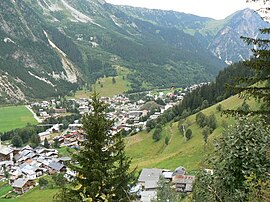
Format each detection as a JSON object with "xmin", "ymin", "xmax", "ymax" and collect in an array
[{"xmin": 106, "ymin": 0, "xmax": 261, "ymax": 19}]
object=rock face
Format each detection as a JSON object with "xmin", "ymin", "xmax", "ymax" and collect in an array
[
  {"xmin": 209, "ymin": 8, "xmax": 269, "ymax": 65},
  {"xmin": 0, "ymin": 1, "xmax": 268, "ymax": 103}
]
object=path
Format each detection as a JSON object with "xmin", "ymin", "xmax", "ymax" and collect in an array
[{"xmin": 25, "ymin": 105, "xmax": 42, "ymax": 123}]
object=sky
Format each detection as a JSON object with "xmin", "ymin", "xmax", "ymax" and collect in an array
[{"xmin": 105, "ymin": 0, "xmax": 261, "ymax": 20}]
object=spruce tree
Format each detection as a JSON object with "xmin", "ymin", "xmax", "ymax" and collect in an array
[
  {"xmin": 44, "ymin": 137, "xmax": 50, "ymax": 148},
  {"xmin": 54, "ymin": 93, "xmax": 135, "ymax": 202},
  {"xmin": 225, "ymin": 28, "xmax": 270, "ymax": 122}
]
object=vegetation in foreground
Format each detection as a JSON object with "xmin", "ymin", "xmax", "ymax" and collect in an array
[
  {"xmin": 54, "ymin": 93, "xmax": 135, "ymax": 201},
  {"xmin": 192, "ymin": 21, "xmax": 270, "ymax": 201}
]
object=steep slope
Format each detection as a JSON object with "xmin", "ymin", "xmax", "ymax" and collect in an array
[
  {"xmin": 0, "ymin": 0, "xmax": 79, "ymax": 102},
  {"xmin": 126, "ymin": 95, "xmax": 247, "ymax": 171},
  {"xmin": 208, "ymin": 8, "xmax": 270, "ymax": 64},
  {"xmin": 0, "ymin": 0, "xmax": 267, "ymax": 103}
]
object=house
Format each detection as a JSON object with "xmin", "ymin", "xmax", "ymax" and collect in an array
[
  {"xmin": 68, "ymin": 124, "xmax": 82, "ymax": 132},
  {"xmin": 172, "ymin": 174, "xmax": 195, "ymax": 192},
  {"xmin": 138, "ymin": 168, "xmax": 163, "ymax": 190},
  {"xmin": 20, "ymin": 164, "xmax": 37, "ymax": 180},
  {"xmin": 48, "ymin": 161, "xmax": 66, "ymax": 174},
  {"xmin": 38, "ymin": 131, "xmax": 50, "ymax": 141},
  {"xmin": 54, "ymin": 108, "xmax": 67, "ymax": 113},
  {"xmin": 0, "ymin": 145, "xmax": 14, "ymax": 161},
  {"xmin": 171, "ymin": 166, "xmax": 195, "ymax": 192},
  {"xmin": 9, "ymin": 168, "xmax": 23, "ymax": 184},
  {"xmin": 12, "ymin": 178, "xmax": 35, "ymax": 194}
]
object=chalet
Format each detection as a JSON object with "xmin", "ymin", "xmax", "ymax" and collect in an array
[
  {"xmin": 57, "ymin": 157, "xmax": 71, "ymax": 165},
  {"xmin": 172, "ymin": 174, "xmax": 195, "ymax": 192},
  {"xmin": 9, "ymin": 168, "xmax": 23, "ymax": 184},
  {"xmin": 48, "ymin": 124, "xmax": 61, "ymax": 133},
  {"xmin": 0, "ymin": 145, "xmax": 14, "ymax": 161},
  {"xmin": 138, "ymin": 168, "xmax": 163, "ymax": 191},
  {"xmin": 12, "ymin": 178, "xmax": 35, "ymax": 194},
  {"xmin": 48, "ymin": 161, "xmax": 66, "ymax": 174},
  {"xmin": 68, "ymin": 124, "xmax": 82, "ymax": 132}
]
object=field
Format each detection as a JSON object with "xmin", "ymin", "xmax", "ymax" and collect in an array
[
  {"xmin": 0, "ymin": 105, "xmax": 37, "ymax": 133},
  {"xmin": 126, "ymin": 94, "xmax": 249, "ymax": 172},
  {"xmin": 1, "ymin": 187, "xmax": 59, "ymax": 202},
  {"xmin": 74, "ymin": 65, "xmax": 131, "ymax": 98}
]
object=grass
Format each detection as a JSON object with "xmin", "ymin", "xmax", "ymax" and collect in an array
[
  {"xmin": 0, "ymin": 105, "xmax": 37, "ymax": 132},
  {"xmin": 1, "ymin": 175, "xmax": 60, "ymax": 202},
  {"xmin": 57, "ymin": 146, "xmax": 75, "ymax": 157},
  {"xmin": 126, "ymin": 94, "xmax": 253, "ymax": 172},
  {"xmin": 74, "ymin": 76, "xmax": 130, "ymax": 98},
  {"xmin": 0, "ymin": 182, "xmax": 12, "ymax": 197},
  {"xmin": 1, "ymin": 187, "xmax": 60, "ymax": 202},
  {"xmin": 74, "ymin": 66, "xmax": 131, "ymax": 98}
]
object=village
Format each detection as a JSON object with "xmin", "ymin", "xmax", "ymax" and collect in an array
[{"xmin": 0, "ymin": 84, "xmax": 208, "ymax": 201}]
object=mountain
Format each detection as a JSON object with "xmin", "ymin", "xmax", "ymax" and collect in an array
[
  {"xmin": 208, "ymin": 8, "xmax": 269, "ymax": 65},
  {"xmin": 0, "ymin": 0, "xmax": 267, "ymax": 103}
]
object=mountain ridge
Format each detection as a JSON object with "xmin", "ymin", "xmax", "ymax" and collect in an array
[{"xmin": 0, "ymin": 0, "xmax": 267, "ymax": 103}]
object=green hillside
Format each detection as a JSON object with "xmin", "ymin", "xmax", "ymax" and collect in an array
[
  {"xmin": 126, "ymin": 94, "xmax": 255, "ymax": 172},
  {"xmin": 0, "ymin": 106, "xmax": 37, "ymax": 133}
]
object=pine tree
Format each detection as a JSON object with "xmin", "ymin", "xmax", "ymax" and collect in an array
[
  {"xmin": 225, "ymin": 28, "xmax": 270, "ymax": 122},
  {"xmin": 54, "ymin": 93, "xmax": 135, "ymax": 202},
  {"xmin": 44, "ymin": 137, "xmax": 50, "ymax": 148}
]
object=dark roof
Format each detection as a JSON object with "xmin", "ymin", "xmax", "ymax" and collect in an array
[
  {"xmin": 173, "ymin": 166, "xmax": 186, "ymax": 176},
  {"xmin": 48, "ymin": 161, "xmax": 64, "ymax": 171}
]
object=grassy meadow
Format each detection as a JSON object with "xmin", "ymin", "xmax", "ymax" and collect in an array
[
  {"xmin": 74, "ymin": 65, "xmax": 131, "ymax": 98},
  {"xmin": 126, "ymin": 94, "xmax": 251, "ymax": 172},
  {"xmin": 0, "ymin": 187, "xmax": 59, "ymax": 202},
  {"xmin": 0, "ymin": 105, "xmax": 37, "ymax": 133}
]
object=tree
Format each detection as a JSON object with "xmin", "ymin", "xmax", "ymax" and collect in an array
[
  {"xmin": 11, "ymin": 135, "xmax": 23, "ymax": 147},
  {"xmin": 216, "ymin": 104, "xmax": 222, "ymax": 112},
  {"xmin": 53, "ymin": 138, "xmax": 60, "ymax": 148},
  {"xmin": 185, "ymin": 128, "xmax": 192, "ymax": 140},
  {"xmin": 237, "ymin": 101, "xmax": 250, "ymax": 113},
  {"xmin": 196, "ymin": 112, "xmax": 207, "ymax": 128},
  {"xmin": 155, "ymin": 98, "xmax": 165, "ymax": 106},
  {"xmin": 153, "ymin": 176, "xmax": 183, "ymax": 202},
  {"xmin": 208, "ymin": 113, "xmax": 217, "ymax": 132},
  {"xmin": 30, "ymin": 134, "xmax": 40, "ymax": 148},
  {"xmin": 202, "ymin": 126, "xmax": 211, "ymax": 144},
  {"xmin": 112, "ymin": 77, "xmax": 116, "ymax": 84},
  {"xmin": 225, "ymin": 27, "xmax": 270, "ymax": 121},
  {"xmin": 39, "ymin": 178, "xmax": 49, "ymax": 189},
  {"xmin": 52, "ymin": 173, "xmax": 66, "ymax": 188},
  {"xmin": 193, "ymin": 116, "xmax": 270, "ymax": 201},
  {"xmin": 165, "ymin": 136, "xmax": 170, "ymax": 145},
  {"xmin": 153, "ymin": 127, "xmax": 162, "ymax": 142},
  {"xmin": 54, "ymin": 93, "xmax": 135, "ymax": 202},
  {"xmin": 201, "ymin": 99, "xmax": 209, "ymax": 109},
  {"xmin": 178, "ymin": 122, "xmax": 186, "ymax": 136},
  {"xmin": 44, "ymin": 137, "xmax": 50, "ymax": 148}
]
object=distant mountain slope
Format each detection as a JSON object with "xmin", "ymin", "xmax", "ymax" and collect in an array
[
  {"xmin": 0, "ymin": 0, "xmax": 267, "ymax": 103},
  {"xmin": 208, "ymin": 8, "xmax": 270, "ymax": 64}
]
